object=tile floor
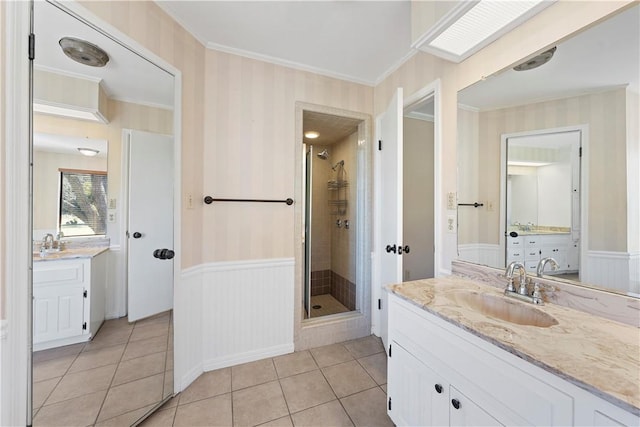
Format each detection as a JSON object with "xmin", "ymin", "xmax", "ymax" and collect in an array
[
  {"xmin": 309, "ymin": 294, "xmax": 350, "ymax": 318},
  {"xmin": 139, "ymin": 335, "xmax": 392, "ymax": 427},
  {"xmin": 32, "ymin": 311, "xmax": 173, "ymax": 426}
]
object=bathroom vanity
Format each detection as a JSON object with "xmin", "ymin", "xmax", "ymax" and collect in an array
[
  {"xmin": 386, "ymin": 277, "xmax": 639, "ymax": 427},
  {"xmin": 33, "ymin": 247, "xmax": 108, "ymax": 351},
  {"xmin": 506, "ymin": 231, "xmax": 576, "ymax": 274}
]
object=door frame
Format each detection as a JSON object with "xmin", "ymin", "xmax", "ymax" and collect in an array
[
  {"xmin": 371, "ymin": 79, "xmax": 442, "ymax": 337},
  {"xmin": 2, "ymin": 1, "xmax": 183, "ymax": 424}
]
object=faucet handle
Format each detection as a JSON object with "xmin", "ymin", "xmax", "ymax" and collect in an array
[{"xmin": 532, "ymin": 282, "xmax": 544, "ymax": 305}]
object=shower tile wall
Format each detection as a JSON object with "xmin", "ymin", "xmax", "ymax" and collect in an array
[{"xmin": 311, "ymin": 270, "xmax": 331, "ymax": 296}]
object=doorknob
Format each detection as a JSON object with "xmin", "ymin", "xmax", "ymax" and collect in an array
[
  {"xmin": 153, "ymin": 248, "xmax": 175, "ymax": 260},
  {"xmin": 132, "ymin": 232, "xmax": 142, "ymax": 239},
  {"xmin": 398, "ymin": 245, "xmax": 410, "ymax": 255},
  {"xmin": 385, "ymin": 244, "xmax": 397, "ymax": 253}
]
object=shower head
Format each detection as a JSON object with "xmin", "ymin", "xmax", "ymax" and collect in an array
[{"xmin": 317, "ymin": 149, "xmax": 329, "ymax": 160}]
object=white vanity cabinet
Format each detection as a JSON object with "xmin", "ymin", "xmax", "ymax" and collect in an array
[
  {"xmin": 507, "ymin": 233, "xmax": 572, "ymax": 273},
  {"xmin": 387, "ymin": 292, "xmax": 639, "ymax": 427},
  {"xmin": 33, "ymin": 250, "xmax": 107, "ymax": 351}
]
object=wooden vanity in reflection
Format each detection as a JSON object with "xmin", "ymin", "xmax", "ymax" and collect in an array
[{"xmin": 32, "ymin": 248, "xmax": 108, "ymax": 351}]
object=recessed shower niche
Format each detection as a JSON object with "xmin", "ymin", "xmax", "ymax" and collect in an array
[{"xmin": 301, "ymin": 109, "xmax": 367, "ymax": 319}]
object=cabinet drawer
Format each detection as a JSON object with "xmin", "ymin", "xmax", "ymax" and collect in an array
[
  {"xmin": 525, "ymin": 248, "xmax": 541, "ymax": 259},
  {"xmin": 507, "ymin": 249, "xmax": 524, "ymax": 260},
  {"xmin": 507, "ymin": 236, "xmax": 523, "ymax": 247},
  {"xmin": 525, "ymin": 236, "xmax": 540, "ymax": 246},
  {"xmin": 33, "ymin": 260, "xmax": 87, "ymax": 287}
]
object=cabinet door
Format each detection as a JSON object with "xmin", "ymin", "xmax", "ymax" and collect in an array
[
  {"xmin": 388, "ymin": 342, "xmax": 449, "ymax": 426},
  {"xmin": 449, "ymin": 385, "xmax": 504, "ymax": 427},
  {"xmin": 33, "ymin": 285, "xmax": 84, "ymax": 344}
]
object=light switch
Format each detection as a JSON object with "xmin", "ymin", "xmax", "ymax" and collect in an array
[
  {"xmin": 108, "ymin": 198, "xmax": 117, "ymax": 209},
  {"xmin": 186, "ymin": 193, "xmax": 194, "ymax": 209},
  {"xmin": 447, "ymin": 215, "xmax": 456, "ymax": 233},
  {"xmin": 107, "ymin": 209, "xmax": 116, "ymax": 223},
  {"xmin": 447, "ymin": 192, "xmax": 456, "ymax": 210}
]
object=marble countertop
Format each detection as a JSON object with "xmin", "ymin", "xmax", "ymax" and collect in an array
[
  {"xmin": 33, "ymin": 246, "xmax": 109, "ymax": 262},
  {"xmin": 387, "ymin": 277, "xmax": 640, "ymax": 415}
]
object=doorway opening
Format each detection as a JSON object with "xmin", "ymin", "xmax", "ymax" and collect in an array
[{"xmin": 295, "ymin": 103, "xmax": 372, "ymax": 349}]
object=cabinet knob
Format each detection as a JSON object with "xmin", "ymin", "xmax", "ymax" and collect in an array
[
  {"xmin": 451, "ymin": 399, "xmax": 461, "ymax": 410},
  {"xmin": 132, "ymin": 232, "xmax": 142, "ymax": 239},
  {"xmin": 434, "ymin": 384, "xmax": 443, "ymax": 394}
]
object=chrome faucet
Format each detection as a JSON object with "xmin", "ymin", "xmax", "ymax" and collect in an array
[
  {"xmin": 42, "ymin": 233, "xmax": 54, "ymax": 250},
  {"xmin": 537, "ymin": 257, "xmax": 559, "ymax": 277},
  {"xmin": 505, "ymin": 261, "xmax": 526, "ymax": 293}
]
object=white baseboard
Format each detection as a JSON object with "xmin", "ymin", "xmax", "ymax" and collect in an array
[
  {"xmin": 179, "ymin": 362, "xmax": 204, "ymax": 393},
  {"xmin": 203, "ymin": 343, "xmax": 294, "ymax": 372}
]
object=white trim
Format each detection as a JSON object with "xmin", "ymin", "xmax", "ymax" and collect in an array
[
  {"xmin": 411, "ymin": 1, "xmax": 478, "ymax": 52},
  {"xmin": 373, "ymin": 49, "xmax": 418, "ymax": 87},
  {"xmin": 108, "ymin": 96, "xmax": 174, "ymax": 112},
  {"xmin": 203, "ymin": 343, "xmax": 294, "ymax": 372},
  {"xmin": 34, "ymin": 64, "xmax": 103, "ymax": 84},
  {"xmin": 457, "ymin": 103, "xmax": 480, "ymax": 113},
  {"xmin": 200, "ymin": 257, "xmax": 294, "ymax": 274},
  {"xmin": 404, "ymin": 111, "xmax": 434, "ymax": 122}
]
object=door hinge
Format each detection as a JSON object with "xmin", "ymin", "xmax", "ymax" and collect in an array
[
  {"xmin": 579, "ymin": 146, "xmax": 582, "ymax": 157},
  {"xmin": 388, "ymin": 344, "xmax": 392, "ymax": 357},
  {"xmin": 28, "ymin": 33, "xmax": 35, "ymax": 60},
  {"xmin": 83, "ymin": 290, "xmax": 87, "ymax": 298},
  {"xmin": 378, "ymin": 140, "xmax": 382, "ymax": 151},
  {"xmin": 388, "ymin": 397, "xmax": 392, "ymax": 411},
  {"xmin": 82, "ymin": 322, "xmax": 87, "ymax": 330},
  {"xmin": 378, "ymin": 298, "xmax": 381, "ymax": 310}
]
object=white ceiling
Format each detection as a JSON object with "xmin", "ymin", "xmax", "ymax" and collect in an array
[
  {"xmin": 156, "ymin": 0, "xmax": 413, "ymax": 85},
  {"xmin": 34, "ymin": 132, "xmax": 108, "ymax": 158},
  {"xmin": 458, "ymin": 5, "xmax": 640, "ymax": 110},
  {"xmin": 34, "ymin": 1, "xmax": 174, "ymax": 110}
]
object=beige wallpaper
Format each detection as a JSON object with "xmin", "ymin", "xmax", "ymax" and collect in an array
[
  {"xmin": 626, "ymin": 89, "xmax": 639, "ymax": 252},
  {"xmin": 456, "ymin": 107, "xmax": 480, "ymax": 245},
  {"xmin": 78, "ymin": 0, "xmax": 205, "ymax": 268},
  {"xmin": 202, "ymin": 49, "xmax": 373, "ymax": 262}
]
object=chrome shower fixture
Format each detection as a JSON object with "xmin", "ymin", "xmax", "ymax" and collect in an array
[
  {"xmin": 332, "ymin": 160, "xmax": 344, "ymax": 171},
  {"xmin": 59, "ymin": 37, "xmax": 110, "ymax": 67},
  {"xmin": 317, "ymin": 149, "xmax": 329, "ymax": 160}
]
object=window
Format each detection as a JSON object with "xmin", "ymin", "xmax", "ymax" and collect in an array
[{"xmin": 59, "ymin": 169, "xmax": 108, "ymax": 236}]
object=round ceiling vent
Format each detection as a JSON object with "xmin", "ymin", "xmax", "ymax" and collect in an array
[
  {"xmin": 513, "ymin": 47, "xmax": 556, "ymax": 72},
  {"xmin": 59, "ymin": 37, "xmax": 109, "ymax": 67}
]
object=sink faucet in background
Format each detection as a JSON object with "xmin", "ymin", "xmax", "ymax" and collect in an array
[
  {"xmin": 537, "ymin": 257, "xmax": 559, "ymax": 277},
  {"xmin": 42, "ymin": 233, "xmax": 54, "ymax": 250},
  {"xmin": 505, "ymin": 261, "xmax": 526, "ymax": 293}
]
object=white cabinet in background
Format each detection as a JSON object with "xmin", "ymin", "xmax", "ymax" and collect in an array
[
  {"xmin": 387, "ymin": 292, "xmax": 639, "ymax": 427},
  {"xmin": 506, "ymin": 233, "xmax": 572, "ymax": 274},
  {"xmin": 33, "ymin": 251, "xmax": 107, "ymax": 351}
]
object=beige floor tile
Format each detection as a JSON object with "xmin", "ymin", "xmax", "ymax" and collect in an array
[
  {"xmin": 163, "ymin": 369, "xmax": 174, "ymax": 400},
  {"xmin": 357, "ymin": 352, "xmax": 387, "ymax": 385},
  {"xmin": 33, "ymin": 343, "xmax": 85, "ymax": 363},
  {"xmin": 232, "ymin": 380, "xmax": 289, "ymax": 427},
  {"xmin": 231, "ymin": 358, "xmax": 278, "ymax": 390},
  {"xmin": 68, "ymin": 343, "xmax": 125, "ymax": 373},
  {"xmin": 279, "ymin": 370, "xmax": 336, "ymax": 413},
  {"xmin": 179, "ymin": 367, "xmax": 231, "ymax": 405},
  {"xmin": 310, "ymin": 344, "xmax": 354, "ymax": 368},
  {"xmin": 291, "ymin": 400, "xmax": 354, "ymax": 427},
  {"xmin": 129, "ymin": 322, "xmax": 170, "ymax": 343},
  {"xmin": 46, "ymin": 363, "xmax": 117, "ymax": 404},
  {"xmin": 33, "ymin": 389, "xmax": 106, "ymax": 426},
  {"xmin": 32, "ymin": 377, "xmax": 60, "ymax": 409},
  {"xmin": 340, "ymin": 387, "xmax": 394, "ymax": 427},
  {"xmin": 122, "ymin": 335, "xmax": 169, "ymax": 361},
  {"xmin": 380, "ymin": 384, "xmax": 387, "ymax": 393},
  {"xmin": 32, "ymin": 354, "xmax": 76, "ymax": 382},
  {"xmin": 322, "ymin": 360, "xmax": 376, "ymax": 398},
  {"xmin": 139, "ymin": 406, "xmax": 177, "ymax": 427},
  {"xmin": 257, "ymin": 415, "xmax": 294, "ymax": 427},
  {"xmin": 135, "ymin": 311, "xmax": 171, "ymax": 327},
  {"xmin": 83, "ymin": 328, "xmax": 133, "ymax": 352},
  {"xmin": 273, "ymin": 351, "xmax": 318, "ymax": 378},
  {"xmin": 173, "ymin": 393, "xmax": 232, "ymax": 427},
  {"xmin": 343, "ymin": 335, "xmax": 384, "ymax": 359},
  {"xmin": 159, "ymin": 394, "xmax": 179, "ymax": 410},
  {"xmin": 112, "ymin": 351, "xmax": 166, "ymax": 386},
  {"xmin": 95, "ymin": 403, "xmax": 158, "ymax": 427},
  {"xmin": 166, "ymin": 350, "xmax": 174, "ymax": 370},
  {"xmin": 98, "ymin": 373, "xmax": 164, "ymax": 422},
  {"xmin": 99, "ymin": 316, "xmax": 134, "ymax": 331}
]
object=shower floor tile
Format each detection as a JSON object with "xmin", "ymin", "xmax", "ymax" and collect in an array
[{"xmin": 310, "ymin": 294, "xmax": 350, "ymax": 317}]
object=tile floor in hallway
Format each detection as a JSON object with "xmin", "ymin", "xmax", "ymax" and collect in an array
[
  {"xmin": 139, "ymin": 335, "xmax": 392, "ymax": 427},
  {"xmin": 32, "ymin": 311, "xmax": 173, "ymax": 427}
]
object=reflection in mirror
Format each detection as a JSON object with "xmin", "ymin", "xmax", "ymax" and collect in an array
[
  {"xmin": 457, "ymin": 4, "xmax": 639, "ymax": 297},
  {"xmin": 31, "ymin": 1, "xmax": 175, "ymax": 425}
]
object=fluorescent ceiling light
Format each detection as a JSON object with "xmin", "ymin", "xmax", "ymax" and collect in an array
[
  {"xmin": 33, "ymin": 102, "xmax": 108, "ymax": 123},
  {"xmin": 304, "ymin": 131, "xmax": 320, "ymax": 139},
  {"xmin": 77, "ymin": 147, "xmax": 100, "ymax": 156},
  {"xmin": 415, "ymin": 0, "xmax": 553, "ymax": 63}
]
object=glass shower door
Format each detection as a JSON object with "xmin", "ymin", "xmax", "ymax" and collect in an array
[{"xmin": 304, "ymin": 146, "xmax": 313, "ymax": 318}]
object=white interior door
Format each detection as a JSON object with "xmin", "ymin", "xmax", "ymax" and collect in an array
[
  {"xmin": 378, "ymin": 88, "xmax": 404, "ymax": 348},
  {"xmin": 127, "ymin": 130, "xmax": 174, "ymax": 322}
]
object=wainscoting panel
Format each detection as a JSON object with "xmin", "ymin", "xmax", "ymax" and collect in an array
[
  {"xmin": 200, "ymin": 258, "xmax": 295, "ymax": 371},
  {"xmin": 584, "ymin": 251, "xmax": 640, "ymax": 296},
  {"xmin": 458, "ymin": 244, "xmax": 502, "ymax": 268},
  {"xmin": 176, "ymin": 265, "xmax": 204, "ymax": 392}
]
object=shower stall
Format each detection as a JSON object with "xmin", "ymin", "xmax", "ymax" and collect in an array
[{"xmin": 303, "ymin": 123, "xmax": 359, "ymax": 319}]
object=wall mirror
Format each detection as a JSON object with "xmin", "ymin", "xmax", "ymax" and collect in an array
[
  {"xmin": 31, "ymin": 1, "xmax": 175, "ymax": 425},
  {"xmin": 457, "ymin": 4, "xmax": 639, "ymax": 297}
]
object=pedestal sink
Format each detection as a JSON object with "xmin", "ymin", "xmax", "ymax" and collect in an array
[{"xmin": 450, "ymin": 290, "xmax": 558, "ymax": 327}]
